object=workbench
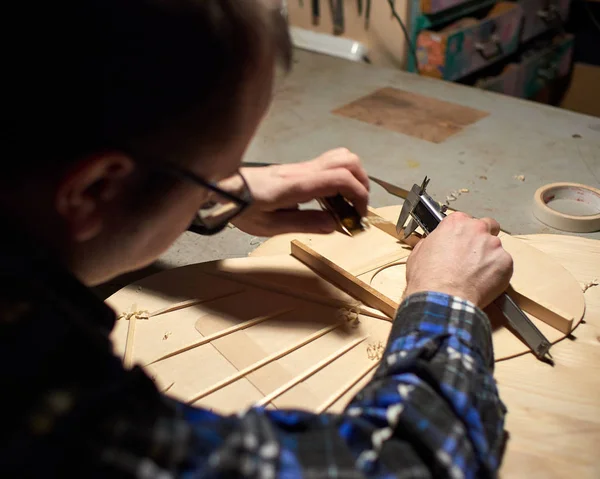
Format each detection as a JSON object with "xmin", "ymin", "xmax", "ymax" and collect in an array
[
  {"xmin": 100, "ymin": 49, "xmax": 600, "ymax": 477},
  {"xmin": 97, "ymin": 49, "xmax": 599, "ymax": 296}
]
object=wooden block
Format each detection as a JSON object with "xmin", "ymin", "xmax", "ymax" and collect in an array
[
  {"xmin": 290, "ymin": 240, "xmax": 398, "ymax": 319},
  {"xmin": 509, "ymin": 288, "xmax": 574, "ymax": 335},
  {"xmin": 332, "ymin": 87, "xmax": 489, "ymax": 143}
]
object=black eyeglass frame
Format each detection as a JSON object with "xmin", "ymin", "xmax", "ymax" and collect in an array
[{"xmin": 158, "ymin": 163, "xmax": 254, "ymax": 235}]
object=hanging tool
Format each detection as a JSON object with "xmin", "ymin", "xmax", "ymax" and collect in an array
[
  {"xmin": 364, "ymin": 0, "xmax": 372, "ymax": 29},
  {"xmin": 396, "ymin": 177, "xmax": 554, "ymax": 363},
  {"xmin": 312, "ymin": 0, "xmax": 320, "ymax": 25},
  {"xmin": 357, "ymin": 0, "xmax": 363, "ymax": 16},
  {"xmin": 329, "ymin": 0, "xmax": 344, "ymax": 35}
]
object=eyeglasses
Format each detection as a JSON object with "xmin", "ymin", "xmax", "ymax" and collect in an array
[{"xmin": 160, "ymin": 164, "xmax": 253, "ymax": 235}]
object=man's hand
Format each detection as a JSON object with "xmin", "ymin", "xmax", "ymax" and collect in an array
[
  {"xmin": 230, "ymin": 148, "xmax": 369, "ymax": 237},
  {"xmin": 403, "ymin": 212, "xmax": 513, "ymax": 309}
]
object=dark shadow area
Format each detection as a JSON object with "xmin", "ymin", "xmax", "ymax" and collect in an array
[
  {"xmin": 105, "ymin": 260, "xmax": 372, "ymax": 337},
  {"xmin": 93, "ymin": 260, "xmax": 171, "ymax": 300}
]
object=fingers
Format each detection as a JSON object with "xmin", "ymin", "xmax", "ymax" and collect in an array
[
  {"xmin": 277, "ymin": 148, "xmax": 370, "ymax": 193},
  {"xmin": 479, "ymin": 217, "xmax": 501, "ymax": 236},
  {"xmin": 256, "ymin": 210, "xmax": 338, "ymax": 236},
  {"xmin": 279, "ymin": 168, "xmax": 369, "ymax": 217},
  {"xmin": 313, "ymin": 148, "xmax": 370, "ymax": 192}
]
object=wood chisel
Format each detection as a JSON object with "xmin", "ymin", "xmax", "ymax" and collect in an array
[
  {"xmin": 318, "ymin": 194, "xmax": 364, "ymax": 236},
  {"xmin": 396, "ymin": 176, "xmax": 554, "ymax": 363}
]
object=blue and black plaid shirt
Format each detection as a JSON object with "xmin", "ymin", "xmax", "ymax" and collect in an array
[{"xmin": 1, "ymin": 232, "xmax": 507, "ymax": 478}]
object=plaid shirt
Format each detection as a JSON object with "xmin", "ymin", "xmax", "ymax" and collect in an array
[{"xmin": 1, "ymin": 231, "xmax": 507, "ymax": 478}]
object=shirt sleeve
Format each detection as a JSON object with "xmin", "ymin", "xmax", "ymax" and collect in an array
[
  {"xmin": 171, "ymin": 292, "xmax": 507, "ymax": 479},
  {"xmin": 2, "ymin": 288, "xmax": 507, "ymax": 478}
]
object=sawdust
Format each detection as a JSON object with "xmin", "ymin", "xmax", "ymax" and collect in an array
[
  {"xmin": 366, "ymin": 341, "xmax": 385, "ymax": 361},
  {"xmin": 582, "ymin": 278, "xmax": 599, "ymax": 293},
  {"xmin": 163, "ymin": 331, "xmax": 172, "ymax": 340},
  {"xmin": 514, "ymin": 174, "xmax": 526, "ymax": 182},
  {"xmin": 479, "ymin": 176, "xmax": 488, "ymax": 180},
  {"xmin": 117, "ymin": 309, "xmax": 150, "ymax": 321},
  {"xmin": 459, "ymin": 188, "xmax": 470, "ymax": 193}
]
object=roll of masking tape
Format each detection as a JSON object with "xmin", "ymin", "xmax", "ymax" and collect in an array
[{"xmin": 532, "ymin": 182, "xmax": 600, "ymax": 233}]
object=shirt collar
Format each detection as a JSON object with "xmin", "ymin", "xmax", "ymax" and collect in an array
[{"xmin": 0, "ymin": 219, "xmax": 116, "ymax": 334}]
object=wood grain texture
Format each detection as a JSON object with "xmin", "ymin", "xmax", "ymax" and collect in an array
[
  {"xmin": 252, "ymin": 205, "xmax": 585, "ymax": 360},
  {"xmin": 332, "ymin": 87, "xmax": 489, "ymax": 143},
  {"xmin": 106, "ymin": 210, "xmax": 599, "ymax": 477}
]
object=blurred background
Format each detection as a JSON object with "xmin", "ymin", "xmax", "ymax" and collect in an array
[{"xmin": 283, "ymin": 0, "xmax": 600, "ymax": 117}]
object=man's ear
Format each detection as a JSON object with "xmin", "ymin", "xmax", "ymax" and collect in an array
[{"xmin": 55, "ymin": 153, "xmax": 135, "ymax": 242}]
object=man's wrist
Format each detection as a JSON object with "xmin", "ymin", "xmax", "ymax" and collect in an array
[
  {"xmin": 403, "ymin": 285, "xmax": 480, "ymax": 309},
  {"xmin": 392, "ymin": 291, "xmax": 495, "ymax": 367}
]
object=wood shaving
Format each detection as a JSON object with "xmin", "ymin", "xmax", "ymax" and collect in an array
[
  {"xmin": 582, "ymin": 278, "xmax": 599, "ymax": 293},
  {"xmin": 249, "ymin": 237, "xmax": 261, "ymax": 246},
  {"xmin": 366, "ymin": 341, "xmax": 385, "ymax": 361},
  {"xmin": 163, "ymin": 331, "xmax": 172, "ymax": 340},
  {"xmin": 117, "ymin": 309, "xmax": 150, "ymax": 321},
  {"xmin": 479, "ymin": 176, "xmax": 487, "ymax": 180},
  {"xmin": 336, "ymin": 302, "xmax": 361, "ymax": 328},
  {"xmin": 444, "ymin": 188, "xmax": 470, "ymax": 205},
  {"xmin": 514, "ymin": 174, "xmax": 526, "ymax": 182}
]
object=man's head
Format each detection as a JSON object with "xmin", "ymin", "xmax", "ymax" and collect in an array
[{"xmin": 4, "ymin": 0, "xmax": 291, "ymax": 284}]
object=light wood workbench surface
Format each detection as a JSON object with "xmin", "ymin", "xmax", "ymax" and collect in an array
[
  {"xmin": 107, "ymin": 204, "xmax": 600, "ymax": 478},
  {"xmin": 249, "ymin": 205, "xmax": 600, "ymax": 478}
]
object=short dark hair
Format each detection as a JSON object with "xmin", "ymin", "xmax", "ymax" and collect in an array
[{"xmin": 7, "ymin": 0, "xmax": 291, "ymax": 179}]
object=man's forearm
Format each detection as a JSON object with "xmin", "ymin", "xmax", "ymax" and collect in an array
[{"xmin": 340, "ymin": 292, "xmax": 507, "ymax": 477}]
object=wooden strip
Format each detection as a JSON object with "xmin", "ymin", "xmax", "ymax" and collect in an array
[
  {"xmin": 255, "ymin": 336, "xmax": 368, "ymax": 407},
  {"xmin": 366, "ymin": 207, "xmax": 423, "ymax": 249},
  {"xmin": 315, "ymin": 361, "xmax": 379, "ymax": 414},
  {"xmin": 149, "ymin": 290, "xmax": 244, "ymax": 318},
  {"xmin": 509, "ymin": 288, "xmax": 574, "ymax": 334},
  {"xmin": 186, "ymin": 323, "xmax": 340, "ymax": 405},
  {"xmin": 291, "ymin": 240, "xmax": 399, "ymax": 318},
  {"xmin": 146, "ymin": 308, "xmax": 294, "ymax": 366},
  {"xmin": 123, "ymin": 303, "xmax": 137, "ymax": 369},
  {"xmin": 366, "ymin": 207, "xmax": 403, "ymax": 241}
]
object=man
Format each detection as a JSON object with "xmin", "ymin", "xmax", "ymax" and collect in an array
[{"xmin": 1, "ymin": 1, "xmax": 513, "ymax": 477}]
